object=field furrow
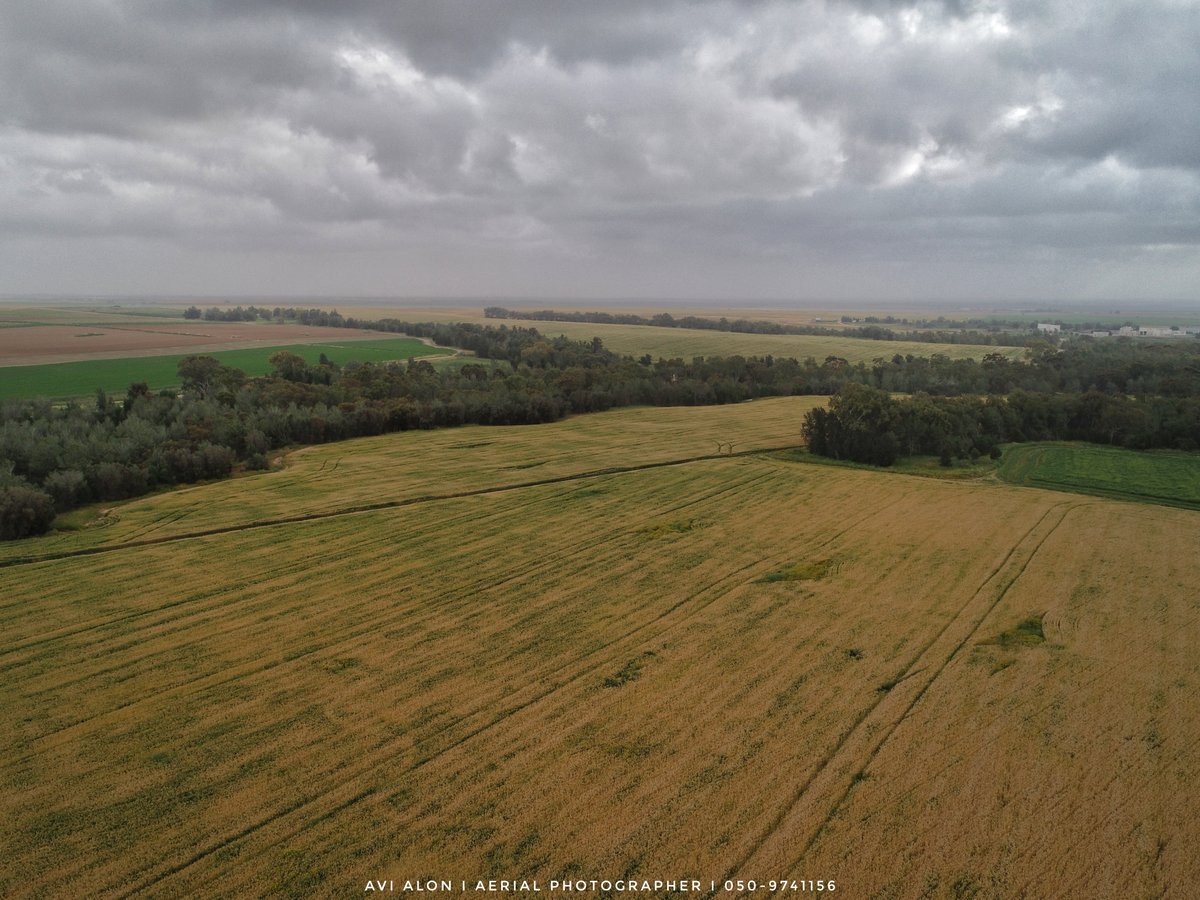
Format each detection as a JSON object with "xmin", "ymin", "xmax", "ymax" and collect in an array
[
  {"xmin": 4, "ymin": 399, "xmax": 1199, "ymax": 899},
  {"xmin": 0, "ymin": 397, "xmax": 823, "ymax": 564}
]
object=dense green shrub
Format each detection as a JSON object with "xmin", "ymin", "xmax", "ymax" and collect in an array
[{"xmin": 0, "ymin": 485, "xmax": 56, "ymax": 539}]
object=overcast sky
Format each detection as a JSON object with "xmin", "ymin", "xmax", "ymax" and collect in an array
[{"xmin": 1, "ymin": 0, "xmax": 1198, "ymax": 303}]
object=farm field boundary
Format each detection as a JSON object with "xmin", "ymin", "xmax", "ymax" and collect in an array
[
  {"xmin": 996, "ymin": 442, "xmax": 1200, "ymax": 510},
  {"xmin": 0, "ymin": 444, "xmax": 796, "ymax": 572},
  {"xmin": 335, "ymin": 307, "xmax": 1029, "ymax": 363},
  {"xmin": 0, "ymin": 397, "xmax": 822, "ymax": 563},
  {"xmin": 782, "ymin": 443, "xmax": 1200, "ymax": 512},
  {"xmin": 0, "ymin": 338, "xmax": 451, "ymax": 400},
  {"xmin": 0, "ymin": 319, "xmax": 426, "ymax": 366}
]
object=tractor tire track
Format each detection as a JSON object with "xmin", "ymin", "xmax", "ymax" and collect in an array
[
  {"xmin": 0, "ymin": 445, "xmax": 798, "ymax": 572},
  {"xmin": 190, "ymin": 487, "xmax": 921, "ymax": 896},
  {"xmin": 710, "ymin": 500, "xmax": 1075, "ymax": 897},
  {"xmin": 2, "ymin": 486, "xmax": 592, "ymax": 676},
  {"xmin": 110, "ymin": 544, "xmax": 782, "ymax": 898},
  {"xmin": 67, "ymin": 467, "xmax": 780, "ymax": 894},
  {"xmin": 776, "ymin": 501, "xmax": 1077, "ymax": 877},
  {"xmin": 11, "ymin": 466, "xmax": 773, "ymax": 766},
  {"xmin": 113, "ymin": 481, "xmax": 906, "ymax": 898},
  {"xmin": 0, "ymin": 452, "xmax": 783, "ymax": 660}
]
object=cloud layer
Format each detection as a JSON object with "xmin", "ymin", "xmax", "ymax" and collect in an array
[{"xmin": 2, "ymin": 0, "xmax": 1197, "ymax": 300}]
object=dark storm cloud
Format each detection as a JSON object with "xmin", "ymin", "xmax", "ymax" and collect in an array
[
  {"xmin": 0, "ymin": 0, "xmax": 1197, "ymax": 299},
  {"xmin": 0, "ymin": 4, "xmax": 323, "ymax": 137}
]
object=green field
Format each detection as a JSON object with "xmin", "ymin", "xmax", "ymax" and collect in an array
[
  {"xmin": 0, "ymin": 338, "xmax": 451, "ymax": 400},
  {"xmin": 997, "ymin": 442, "xmax": 1200, "ymax": 509}
]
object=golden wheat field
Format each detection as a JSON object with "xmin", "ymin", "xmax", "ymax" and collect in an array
[
  {"xmin": 3, "ymin": 399, "xmax": 1199, "ymax": 899},
  {"xmin": 1, "ymin": 398, "xmax": 821, "ymax": 564},
  {"xmin": 339, "ymin": 308, "xmax": 1027, "ymax": 365}
]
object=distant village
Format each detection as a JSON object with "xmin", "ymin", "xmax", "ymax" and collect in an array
[
  {"xmin": 1035, "ymin": 322, "xmax": 1200, "ymax": 338},
  {"xmin": 826, "ymin": 312, "xmax": 1200, "ymax": 340}
]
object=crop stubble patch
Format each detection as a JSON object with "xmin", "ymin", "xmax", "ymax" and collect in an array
[
  {"xmin": 980, "ymin": 614, "xmax": 1047, "ymax": 648},
  {"xmin": 755, "ymin": 558, "xmax": 837, "ymax": 583}
]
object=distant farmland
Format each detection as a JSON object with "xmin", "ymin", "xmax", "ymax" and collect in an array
[
  {"xmin": 0, "ymin": 304, "xmax": 195, "ymax": 328},
  {"xmin": 2, "ymin": 398, "xmax": 1198, "ymax": 898},
  {"xmin": 0, "ymin": 338, "xmax": 450, "ymax": 400},
  {"xmin": 0, "ymin": 316, "xmax": 422, "ymax": 366},
  {"xmin": 513, "ymin": 321, "xmax": 1028, "ymax": 364},
  {"xmin": 338, "ymin": 307, "xmax": 1030, "ymax": 364}
]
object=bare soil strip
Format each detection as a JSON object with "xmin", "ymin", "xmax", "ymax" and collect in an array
[{"xmin": 0, "ymin": 323, "xmax": 409, "ymax": 366}]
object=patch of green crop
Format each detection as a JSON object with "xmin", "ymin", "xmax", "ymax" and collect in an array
[
  {"xmin": 981, "ymin": 615, "xmax": 1046, "ymax": 648},
  {"xmin": 756, "ymin": 559, "xmax": 835, "ymax": 583},
  {"xmin": 0, "ymin": 337, "xmax": 450, "ymax": 400},
  {"xmin": 602, "ymin": 651, "xmax": 657, "ymax": 688},
  {"xmin": 636, "ymin": 519, "xmax": 704, "ymax": 539},
  {"xmin": 996, "ymin": 442, "xmax": 1200, "ymax": 509}
]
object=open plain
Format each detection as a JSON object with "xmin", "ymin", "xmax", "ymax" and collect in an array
[
  {"xmin": 0, "ymin": 303, "xmax": 1026, "ymax": 401},
  {"xmin": 3, "ymin": 397, "xmax": 1198, "ymax": 898},
  {"xmin": 4, "ymin": 0, "xmax": 1198, "ymax": 893}
]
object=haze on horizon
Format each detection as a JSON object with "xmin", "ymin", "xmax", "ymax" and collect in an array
[{"xmin": 1, "ymin": 1, "xmax": 1197, "ymax": 304}]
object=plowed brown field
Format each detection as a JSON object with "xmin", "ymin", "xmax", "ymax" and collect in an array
[{"xmin": 0, "ymin": 323, "xmax": 413, "ymax": 367}]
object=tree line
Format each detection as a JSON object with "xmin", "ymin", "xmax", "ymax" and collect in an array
[
  {"xmin": 483, "ymin": 306, "xmax": 1036, "ymax": 347},
  {"xmin": 803, "ymin": 384, "xmax": 1200, "ymax": 467},
  {"xmin": 3, "ymin": 318, "xmax": 1199, "ymax": 538}
]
